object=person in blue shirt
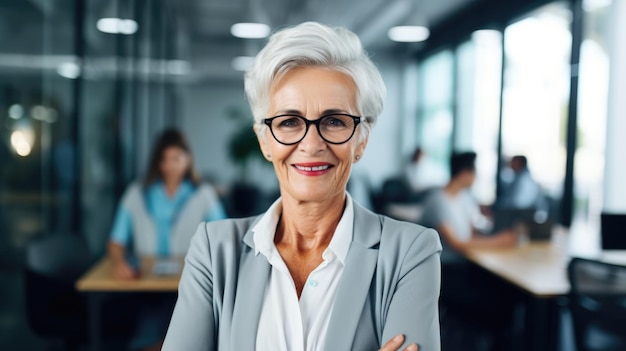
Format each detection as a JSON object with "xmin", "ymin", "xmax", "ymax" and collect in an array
[{"xmin": 108, "ymin": 128, "xmax": 226, "ymax": 350}]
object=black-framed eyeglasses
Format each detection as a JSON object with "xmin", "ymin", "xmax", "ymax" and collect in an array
[{"xmin": 262, "ymin": 114, "xmax": 361, "ymax": 145}]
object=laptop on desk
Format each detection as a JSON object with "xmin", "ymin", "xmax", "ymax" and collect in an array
[{"xmin": 492, "ymin": 208, "xmax": 553, "ymax": 241}]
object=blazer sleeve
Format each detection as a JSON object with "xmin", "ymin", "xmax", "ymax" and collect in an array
[
  {"xmin": 163, "ymin": 223, "xmax": 216, "ymax": 351},
  {"xmin": 381, "ymin": 228, "xmax": 442, "ymax": 351}
]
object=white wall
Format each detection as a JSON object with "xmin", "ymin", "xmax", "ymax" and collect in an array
[
  {"xmin": 353, "ymin": 53, "xmax": 407, "ymax": 188},
  {"xmin": 180, "ymin": 54, "xmax": 410, "ymax": 194},
  {"xmin": 179, "ymin": 81, "xmax": 275, "ymax": 189},
  {"xmin": 603, "ymin": 0, "xmax": 626, "ymax": 213}
]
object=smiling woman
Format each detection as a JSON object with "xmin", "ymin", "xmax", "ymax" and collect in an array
[{"xmin": 163, "ymin": 22, "xmax": 442, "ymax": 351}]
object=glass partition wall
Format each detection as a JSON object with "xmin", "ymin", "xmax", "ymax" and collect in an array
[
  {"xmin": 455, "ymin": 30, "xmax": 503, "ymax": 205},
  {"xmin": 415, "ymin": 0, "xmax": 608, "ymax": 228},
  {"xmin": 416, "ymin": 50, "xmax": 454, "ymax": 177},
  {"xmin": 574, "ymin": 0, "xmax": 612, "ymax": 230},
  {"xmin": 0, "ymin": 0, "xmax": 183, "ymax": 258},
  {"xmin": 0, "ymin": 1, "xmax": 79, "ymax": 259},
  {"xmin": 500, "ymin": 2, "xmax": 572, "ymax": 219}
]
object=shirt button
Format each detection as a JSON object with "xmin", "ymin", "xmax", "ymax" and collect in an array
[{"xmin": 308, "ymin": 280, "xmax": 318, "ymax": 287}]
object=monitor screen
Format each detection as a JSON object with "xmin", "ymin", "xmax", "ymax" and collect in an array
[{"xmin": 601, "ymin": 213, "xmax": 626, "ymax": 250}]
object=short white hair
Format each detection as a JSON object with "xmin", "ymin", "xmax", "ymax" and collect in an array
[{"xmin": 244, "ymin": 22, "xmax": 386, "ymax": 139}]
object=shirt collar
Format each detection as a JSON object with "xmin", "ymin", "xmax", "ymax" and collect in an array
[
  {"xmin": 251, "ymin": 193, "xmax": 354, "ymax": 266},
  {"xmin": 150, "ymin": 179, "xmax": 193, "ymax": 197}
]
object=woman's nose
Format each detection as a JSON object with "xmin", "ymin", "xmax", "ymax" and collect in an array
[{"xmin": 298, "ymin": 124, "xmax": 326, "ymax": 152}]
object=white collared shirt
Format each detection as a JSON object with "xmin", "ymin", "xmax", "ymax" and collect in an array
[{"xmin": 253, "ymin": 194, "xmax": 354, "ymax": 351}]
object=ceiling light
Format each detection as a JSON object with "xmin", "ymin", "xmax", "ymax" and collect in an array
[
  {"xmin": 471, "ymin": 29, "xmax": 502, "ymax": 43},
  {"xmin": 388, "ymin": 26, "xmax": 430, "ymax": 42},
  {"xmin": 11, "ymin": 129, "xmax": 33, "ymax": 157},
  {"xmin": 230, "ymin": 23, "xmax": 270, "ymax": 39},
  {"xmin": 8, "ymin": 104, "xmax": 23, "ymax": 119},
  {"xmin": 97, "ymin": 18, "xmax": 138, "ymax": 35},
  {"xmin": 583, "ymin": 0, "xmax": 612, "ymax": 12},
  {"xmin": 231, "ymin": 56, "xmax": 255, "ymax": 71},
  {"xmin": 57, "ymin": 62, "xmax": 81, "ymax": 79},
  {"xmin": 31, "ymin": 106, "xmax": 58, "ymax": 123}
]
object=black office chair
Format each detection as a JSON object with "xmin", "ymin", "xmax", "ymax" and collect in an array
[
  {"xmin": 25, "ymin": 234, "xmax": 140, "ymax": 350},
  {"xmin": 225, "ymin": 181, "xmax": 263, "ymax": 218},
  {"xmin": 568, "ymin": 257, "xmax": 626, "ymax": 351},
  {"xmin": 24, "ymin": 234, "xmax": 93, "ymax": 350}
]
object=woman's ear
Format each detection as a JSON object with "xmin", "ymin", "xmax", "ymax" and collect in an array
[
  {"xmin": 353, "ymin": 135, "xmax": 369, "ymax": 163},
  {"xmin": 254, "ymin": 125, "xmax": 272, "ymax": 161}
]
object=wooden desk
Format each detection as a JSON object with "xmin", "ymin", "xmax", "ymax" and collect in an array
[
  {"xmin": 76, "ymin": 256, "xmax": 182, "ymax": 292},
  {"xmin": 462, "ymin": 226, "xmax": 626, "ymax": 351},
  {"xmin": 464, "ymin": 226, "xmax": 626, "ymax": 297},
  {"xmin": 463, "ymin": 239, "xmax": 568, "ymax": 351},
  {"xmin": 464, "ymin": 242, "xmax": 569, "ymax": 297},
  {"xmin": 76, "ymin": 256, "xmax": 183, "ymax": 351}
]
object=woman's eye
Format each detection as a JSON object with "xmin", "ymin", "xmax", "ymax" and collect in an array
[
  {"xmin": 323, "ymin": 116, "xmax": 347, "ymax": 127},
  {"xmin": 278, "ymin": 117, "xmax": 302, "ymax": 128}
]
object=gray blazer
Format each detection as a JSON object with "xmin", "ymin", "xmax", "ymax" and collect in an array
[{"xmin": 163, "ymin": 202, "xmax": 442, "ymax": 351}]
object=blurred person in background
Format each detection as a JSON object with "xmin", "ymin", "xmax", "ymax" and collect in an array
[
  {"xmin": 495, "ymin": 155, "xmax": 544, "ymax": 209},
  {"xmin": 404, "ymin": 146, "xmax": 448, "ymax": 195},
  {"xmin": 163, "ymin": 22, "xmax": 441, "ymax": 351},
  {"xmin": 108, "ymin": 127, "xmax": 226, "ymax": 351},
  {"xmin": 420, "ymin": 151, "xmax": 516, "ymax": 263},
  {"xmin": 419, "ymin": 151, "xmax": 517, "ymax": 350}
]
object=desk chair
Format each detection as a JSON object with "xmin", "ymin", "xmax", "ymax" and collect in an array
[
  {"xmin": 24, "ymin": 234, "xmax": 93, "ymax": 350},
  {"xmin": 375, "ymin": 177, "xmax": 429, "ymax": 222},
  {"xmin": 25, "ymin": 234, "xmax": 137, "ymax": 350},
  {"xmin": 225, "ymin": 181, "xmax": 263, "ymax": 218},
  {"xmin": 567, "ymin": 257, "xmax": 626, "ymax": 351}
]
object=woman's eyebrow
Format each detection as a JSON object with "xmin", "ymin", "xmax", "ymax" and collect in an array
[
  {"xmin": 272, "ymin": 108, "xmax": 352, "ymax": 117},
  {"xmin": 321, "ymin": 108, "xmax": 350, "ymax": 115},
  {"xmin": 274, "ymin": 109, "xmax": 303, "ymax": 115}
]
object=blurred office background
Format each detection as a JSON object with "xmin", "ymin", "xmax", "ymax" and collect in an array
[{"xmin": 1, "ymin": 0, "xmax": 625, "ymax": 349}]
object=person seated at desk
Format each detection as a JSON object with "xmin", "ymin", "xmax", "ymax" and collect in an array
[
  {"xmin": 495, "ymin": 155, "xmax": 544, "ymax": 210},
  {"xmin": 108, "ymin": 128, "xmax": 226, "ymax": 351},
  {"xmin": 404, "ymin": 146, "xmax": 448, "ymax": 195},
  {"xmin": 163, "ymin": 22, "xmax": 442, "ymax": 351},
  {"xmin": 420, "ymin": 151, "xmax": 516, "ymax": 263},
  {"xmin": 420, "ymin": 151, "xmax": 517, "ymax": 350}
]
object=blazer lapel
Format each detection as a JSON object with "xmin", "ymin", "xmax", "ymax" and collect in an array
[
  {"xmin": 325, "ymin": 203, "xmax": 382, "ymax": 350},
  {"xmin": 230, "ymin": 228, "xmax": 271, "ymax": 350}
]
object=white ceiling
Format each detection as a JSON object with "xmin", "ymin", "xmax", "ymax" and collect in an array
[
  {"xmin": 172, "ymin": 0, "xmax": 475, "ymax": 49},
  {"xmin": 0, "ymin": 0, "xmax": 476, "ymax": 81}
]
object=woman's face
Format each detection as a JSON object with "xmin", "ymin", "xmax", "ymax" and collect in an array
[
  {"xmin": 159, "ymin": 146, "xmax": 190, "ymax": 183},
  {"xmin": 257, "ymin": 66, "xmax": 368, "ymax": 204}
]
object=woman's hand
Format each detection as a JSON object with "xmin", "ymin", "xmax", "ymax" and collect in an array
[
  {"xmin": 112, "ymin": 260, "xmax": 138, "ymax": 280},
  {"xmin": 108, "ymin": 241, "xmax": 138, "ymax": 280},
  {"xmin": 379, "ymin": 334, "xmax": 418, "ymax": 351}
]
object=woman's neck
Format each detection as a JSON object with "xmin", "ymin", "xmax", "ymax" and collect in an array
[
  {"xmin": 275, "ymin": 193, "xmax": 346, "ymax": 253},
  {"xmin": 163, "ymin": 178, "xmax": 183, "ymax": 198}
]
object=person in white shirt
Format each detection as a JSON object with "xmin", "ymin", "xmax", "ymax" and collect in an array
[
  {"xmin": 163, "ymin": 22, "xmax": 442, "ymax": 351},
  {"xmin": 420, "ymin": 152, "xmax": 516, "ymax": 263},
  {"xmin": 420, "ymin": 151, "xmax": 517, "ymax": 350}
]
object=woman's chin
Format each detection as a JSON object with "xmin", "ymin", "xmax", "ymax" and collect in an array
[{"xmin": 283, "ymin": 188, "xmax": 342, "ymax": 204}]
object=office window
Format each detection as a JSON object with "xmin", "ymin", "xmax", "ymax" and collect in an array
[
  {"xmin": 573, "ymin": 0, "xmax": 612, "ymax": 228},
  {"xmin": 417, "ymin": 50, "xmax": 454, "ymax": 175},
  {"xmin": 501, "ymin": 2, "xmax": 572, "ymax": 214},
  {"xmin": 455, "ymin": 30, "xmax": 503, "ymax": 204}
]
